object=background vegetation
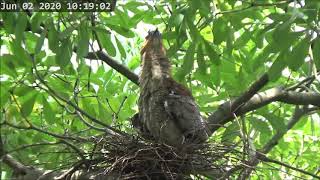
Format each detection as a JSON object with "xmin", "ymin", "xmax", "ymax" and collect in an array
[{"xmin": 1, "ymin": 0, "xmax": 320, "ymax": 179}]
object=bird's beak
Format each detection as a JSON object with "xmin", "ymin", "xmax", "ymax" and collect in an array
[
  {"xmin": 141, "ymin": 28, "xmax": 163, "ymax": 55},
  {"xmin": 151, "ymin": 28, "xmax": 161, "ymax": 38}
]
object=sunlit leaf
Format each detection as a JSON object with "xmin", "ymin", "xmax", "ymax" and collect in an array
[
  {"xmin": 35, "ymin": 30, "xmax": 46, "ymax": 54},
  {"xmin": 15, "ymin": 13, "xmax": 28, "ymax": 44},
  {"xmin": 77, "ymin": 24, "xmax": 90, "ymax": 58},
  {"xmin": 115, "ymin": 36, "xmax": 126, "ymax": 59},
  {"xmin": 313, "ymin": 37, "xmax": 320, "ymax": 69},
  {"xmin": 48, "ymin": 26, "xmax": 59, "ymax": 53},
  {"xmin": 203, "ymin": 39, "xmax": 220, "ymax": 65},
  {"xmin": 42, "ymin": 96, "xmax": 56, "ymax": 124},
  {"xmin": 55, "ymin": 38, "xmax": 72, "ymax": 68},
  {"xmin": 287, "ymin": 37, "xmax": 310, "ymax": 71},
  {"xmin": 168, "ymin": 13, "xmax": 184, "ymax": 27},
  {"xmin": 107, "ymin": 24, "xmax": 135, "ymax": 38},
  {"xmin": 196, "ymin": 44, "xmax": 206, "ymax": 74},
  {"xmin": 176, "ymin": 43, "xmax": 195, "ymax": 81},
  {"xmin": 249, "ymin": 117, "xmax": 271, "ymax": 135},
  {"xmin": 268, "ymin": 52, "xmax": 287, "ymax": 81},
  {"xmin": 10, "ymin": 41, "xmax": 32, "ymax": 67},
  {"xmin": 21, "ymin": 92, "xmax": 37, "ymax": 117},
  {"xmin": 30, "ymin": 12, "xmax": 42, "ymax": 33},
  {"xmin": 221, "ymin": 122, "xmax": 240, "ymax": 144}
]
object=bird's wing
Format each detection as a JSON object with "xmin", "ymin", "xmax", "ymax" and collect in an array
[{"xmin": 164, "ymin": 94, "xmax": 208, "ymax": 143}]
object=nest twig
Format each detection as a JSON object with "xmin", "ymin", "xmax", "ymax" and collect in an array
[{"xmin": 80, "ymin": 135, "xmax": 242, "ymax": 180}]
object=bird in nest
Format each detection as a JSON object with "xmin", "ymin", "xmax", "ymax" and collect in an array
[{"xmin": 133, "ymin": 28, "xmax": 209, "ymax": 148}]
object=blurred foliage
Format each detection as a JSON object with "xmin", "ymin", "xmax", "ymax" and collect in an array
[{"xmin": 1, "ymin": 0, "xmax": 320, "ymax": 179}]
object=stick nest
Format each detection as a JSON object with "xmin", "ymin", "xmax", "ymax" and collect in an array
[{"xmin": 86, "ymin": 135, "xmax": 241, "ymax": 180}]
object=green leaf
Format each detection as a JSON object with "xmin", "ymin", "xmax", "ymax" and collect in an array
[
  {"xmin": 24, "ymin": 32, "xmax": 38, "ymax": 54},
  {"xmin": 313, "ymin": 37, "xmax": 320, "ymax": 69},
  {"xmin": 252, "ymin": 45, "xmax": 273, "ymax": 70},
  {"xmin": 48, "ymin": 26, "xmax": 59, "ymax": 53},
  {"xmin": 168, "ymin": 13, "xmax": 184, "ymax": 27},
  {"xmin": 77, "ymin": 24, "xmax": 90, "ymax": 58},
  {"xmin": 97, "ymin": 31, "xmax": 116, "ymax": 57},
  {"xmin": 107, "ymin": 24, "xmax": 134, "ymax": 38},
  {"xmin": 249, "ymin": 117, "xmax": 271, "ymax": 134},
  {"xmin": 128, "ymin": 56, "xmax": 139, "ymax": 70},
  {"xmin": 35, "ymin": 30, "xmax": 46, "ymax": 54},
  {"xmin": 15, "ymin": 13, "xmax": 28, "ymax": 44},
  {"xmin": 221, "ymin": 122, "xmax": 240, "ymax": 144},
  {"xmin": 129, "ymin": 12, "xmax": 145, "ymax": 27},
  {"xmin": 212, "ymin": 18, "xmax": 227, "ymax": 44},
  {"xmin": 194, "ymin": 70, "xmax": 214, "ymax": 89},
  {"xmin": 2, "ymin": 13, "xmax": 16, "ymax": 33},
  {"xmin": 142, "ymin": 11, "xmax": 162, "ymax": 24},
  {"xmin": 272, "ymin": 26, "xmax": 300, "ymax": 51},
  {"xmin": 204, "ymin": 40, "xmax": 219, "ymax": 65},
  {"xmin": 176, "ymin": 43, "xmax": 195, "ymax": 81},
  {"xmin": 198, "ymin": 0, "xmax": 211, "ymax": 17},
  {"xmin": 81, "ymin": 98, "xmax": 97, "ymax": 118},
  {"xmin": 197, "ymin": 44, "xmax": 206, "ymax": 74},
  {"xmin": 21, "ymin": 93, "xmax": 37, "ymax": 117},
  {"xmin": 102, "ymin": 34, "xmax": 117, "ymax": 57},
  {"xmin": 233, "ymin": 30, "xmax": 251, "ymax": 49},
  {"xmin": 0, "ymin": 54, "xmax": 17, "ymax": 77},
  {"xmin": 59, "ymin": 26, "xmax": 76, "ymax": 40},
  {"xmin": 0, "ymin": 84, "xmax": 10, "ymax": 108},
  {"xmin": 115, "ymin": 37, "xmax": 126, "ymax": 59},
  {"xmin": 226, "ymin": 27, "xmax": 235, "ymax": 55},
  {"xmin": 262, "ymin": 113, "xmax": 286, "ymax": 133},
  {"xmin": 11, "ymin": 41, "xmax": 32, "ymax": 67},
  {"xmin": 211, "ymin": 64, "xmax": 221, "ymax": 87},
  {"xmin": 98, "ymin": 102, "xmax": 111, "ymax": 124},
  {"xmin": 14, "ymin": 85, "xmax": 34, "ymax": 97},
  {"xmin": 30, "ymin": 12, "xmax": 42, "ymax": 33},
  {"xmin": 55, "ymin": 39, "xmax": 72, "ymax": 68},
  {"xmin": 125, "ymin": 1, "xmax": 146, "ymax": 13},
  {"xmin": 287, "ymin": 37, "xmax": 310, "ymax": 71},
  {"xmin": 42, "ymin": 96, "xmax": 56, "ymax": 124},
  {"xmin": 185, "ymin": 15, "xmax": 199, "ymax": 41},
  {"xmin": 268, "ymin": 52, "xmax": 287, "ymax": 81}
]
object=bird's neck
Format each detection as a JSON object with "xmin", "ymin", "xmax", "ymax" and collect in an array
[{"xmin": 140, "ymin": 50, "xmax": 171, "ymax": 85}]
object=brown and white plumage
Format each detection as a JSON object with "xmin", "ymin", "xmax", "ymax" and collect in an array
[{"xmin": 137, "ymin": 29, "xmax": 208, "ymax": 147}]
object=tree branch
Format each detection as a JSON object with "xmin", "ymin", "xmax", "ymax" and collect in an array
[
  {"xmin": 86, "ymin": 51, "xmax": 139, "ymax": 85},
  {"xmin": 208, "ymin": 87, "xmax": 320, "ymax": 133},
  {"xmin": 230, "ymin": 74, "xmax": 269, "ymax": 112}
]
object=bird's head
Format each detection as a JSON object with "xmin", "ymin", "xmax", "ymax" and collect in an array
[{"xmin": 140, "ymin": 28, "xmax": 166, "ymax": 56}]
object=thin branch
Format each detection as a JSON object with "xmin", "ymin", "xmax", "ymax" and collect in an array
[
  {"xmin": 286, "ymin": 76, "xmax": 316, "ymax": 91},
  {"xmin": 6, "ymin": 142, "xmax": 61, "ymax": 154},
  {"xmin": 257, "ymin": 152, "xmax": 320, "ymax": 179},
  {"xmin": 31, "ymin": 57, "xmax": 127, "ymax": 137},
  {"xmin": 261, "ymin": 107, "xmax": 307, "ymax": 153},
  {"xmin": 59, "ymin": 139, "xmax": 86, "ymax": 162},
  {"xmin": 116, "ymin": 96, "xmax": 127, "ymax": 117},
  {"xmin": 215, "ymin": 0, "xmax": 293, "ymax": 16},
  {"xmin": 3, "ymin": 121, "xmax": 85, "ymax": 142},
  {"xmin": 238, "ymin": 106, "xmax": 317, "ymax": 178}
]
